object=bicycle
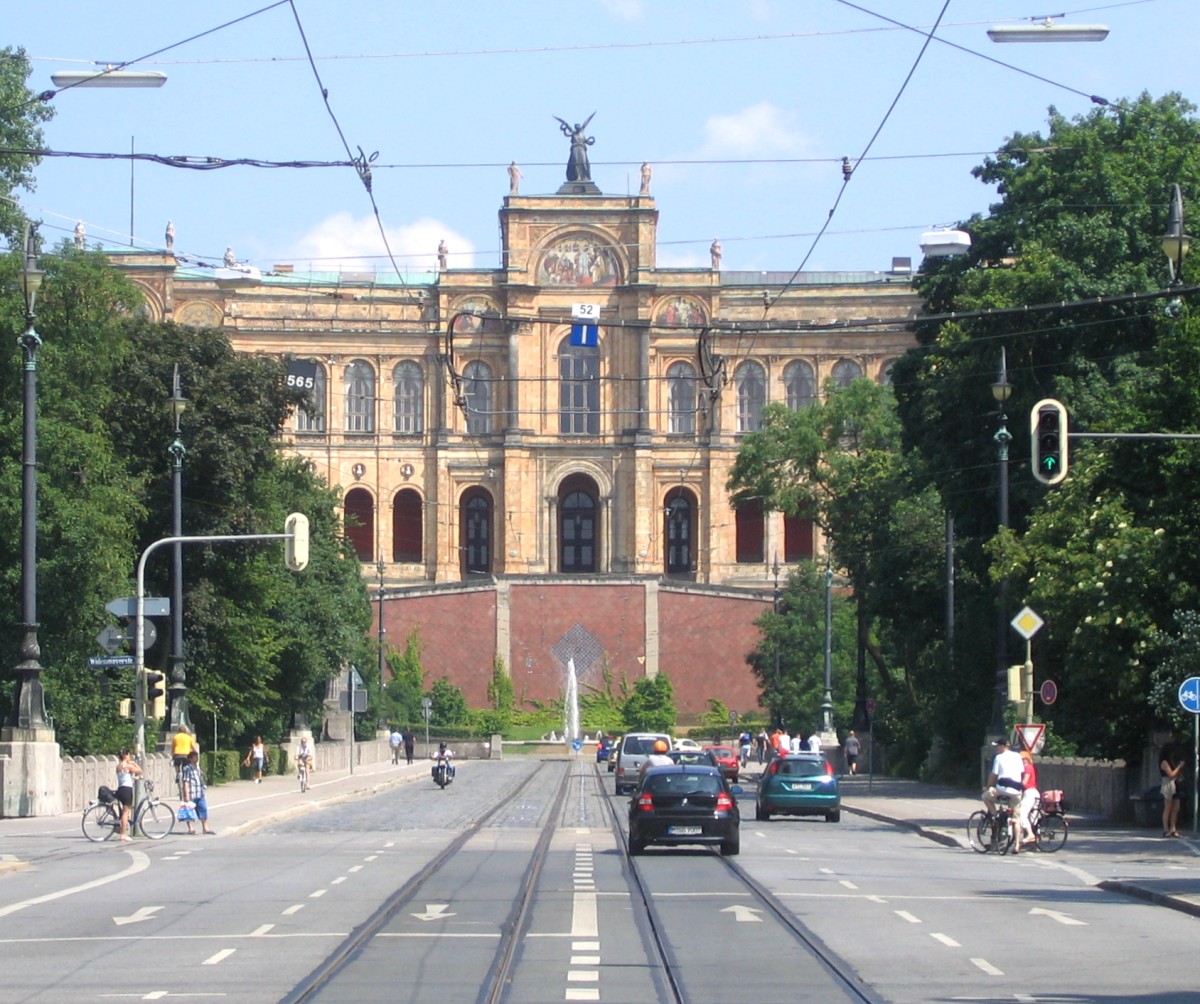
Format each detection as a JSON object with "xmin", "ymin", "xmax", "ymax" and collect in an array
[
  {"xmin": 968, "ymin": 806, "xmax": 1015, "ymax": 854},
  {"xmin": 1028, "ymin": 791, "xmax": 1069, "ymax": 852},
  {"xmin": 297, "ymin": 757, "xmax": 311, "ymax": 793},
  {"xmin": 81, "ymin": 778, "xmax": 176, "ymax": 842}
]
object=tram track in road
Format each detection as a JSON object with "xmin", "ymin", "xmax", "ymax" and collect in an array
[
  {"xmin": 596, "ymin": 763, "xmax": 885, "ymax": 1004},
  {"xmin": 281, "ymin": 759, "xmax": 572, "ymax": 1004}
]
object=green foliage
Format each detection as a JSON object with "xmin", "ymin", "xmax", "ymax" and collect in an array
[
  {"xmin": 620, "ymin": 673, "xmax": 675, "ymax": 733},
  {"xmin": 200, "ymin": 749, "xmax": 242, "ymax": 786},
  {"xmin": 486, "ymin": 653, "xmax": 514, "ymax": 729},
  {"xmin": 381, "ymin": 629, "xmax": 427, "ymax": 727},
  {"xmin": 428, "ymin": 677, "xmax": 468, "ymax": 727},
  {"xmin": 697, "ymin": 698, "xmax": 731, "ymax": 733},
  {"xmin": 580, "ymin": 659, "xmax": 627, "ymax": 733},
  {"xmin": 0, "ymin": 49, "xmax": 53, "ymax": 245}
]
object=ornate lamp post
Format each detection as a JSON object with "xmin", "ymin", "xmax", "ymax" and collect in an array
[
  {"xmin": 4, "ymin": 226, "xmax": 52, "ymax": 738},
  {"xmin": 989, "ymin": 349, "xmax": 1013, "ymax": 739},
  {"xmin": 376, "ymin": 559, "xmax": 388, "ymax": 722},
  {"xmin": 1162, "ymin": 184, "xmax": 1192, "ymax": 286},
  {"xmin": 166, "ymin": 364, "xmax": 192, "ymax": 733},
  {"xmin": 821, "ymin": 561, "xmax": 835, "ymax": 736},
  {"xmin": 771, "ymin": 553, "xmax": 782, "ymax": 729}
]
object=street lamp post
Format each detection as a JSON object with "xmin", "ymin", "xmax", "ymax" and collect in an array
[
  {"xmin": 166, "ymin": 364, "xmax": 192, "ymax": 734},
  {"xmin": 989, "ymin": 349, "xmax": 1013, "ymax": 739},
  {"xmin": 822, "ymin": 561, "xmax": 835, "ymax": 736},
  {"xmin": 3, "ymin": 225, "xmax": 52, "ymax": 739},
  {"xmin": 771, "ymin": 553, "xmax": 782, "ymax": 729},
  {"xmin": 376, "ymin": 560, "xmax": 387, "ymax": 720}
]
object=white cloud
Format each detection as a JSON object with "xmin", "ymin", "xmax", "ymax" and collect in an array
[
  {"xmin": 596, "ymin": 0, "xmax": 644, "ymax": 20},
  {"xmin": 698, "ymin": 101, "xmax": 809, "ymax": 158},
  {"xmin": 287, "ymin": 213, "xmax": 476, "ymax": 272}
]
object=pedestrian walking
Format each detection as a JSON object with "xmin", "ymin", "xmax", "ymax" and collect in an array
[
  {"xmin": 1161, "ymin": 743, "xmax": 1184, "ymax": 838},
  {"xmin": 179, "ymin": 750, "xmax": 215, "ymax": 835},
  {"xmin": 755, "ymin": 730, "xmax": 768, "ymax": 764},
  {"xmin": 843, "ymin": 730, "xmax": 861, "ymax": 774},
  {"xmin": 403, "ymin": 729, "xmax": 415, "ymax": 765},
  {"xmin": 243, "ymin": 736, "xmax": 266, "ymax": 783},
  {"xmin": 389, "ymin": 727, "xmax": 403, "ymax": 765}
]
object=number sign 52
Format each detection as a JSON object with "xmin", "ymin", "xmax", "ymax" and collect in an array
[{"xmin": 571, "ymin": 302, "xmax": 599, "ymax": 320}]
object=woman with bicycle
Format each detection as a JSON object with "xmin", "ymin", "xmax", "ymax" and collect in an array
[
  {"xmin": 115, "ymin": 750, "xmax": 142, "ymax": 843},
  {"xmin": 1017, "ymin": 750, "xmax": 1039, "ymax": 851}
]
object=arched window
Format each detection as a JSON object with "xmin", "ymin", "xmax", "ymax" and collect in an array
[
  {"xmin": 345, "ymin": 360, "xmax": 375, "ymax": 433},
  {"xmin": 393, "ymin": 489, "xmax": 422, "ymax": 562},
  {"xmin": 559, "ymin": 477, "xmax": 598, "ymax": 572},
  {"xmin": 462, "ymin": 362, "xmax": 493, "ymax": 436},
  {"xmin": 344, "ymin": 487, "xmax": 374, "ymax": 561},
  {"xmin": 832, "ymin": 358, "xmax": 863, "ymax": 388},
  {"xmin": 295, "ymin": 362, "xmax": 327, "ymax": 433},
  {"xmin": 735, "ymin": 497, "xmax": 765, "ymax": 564},
  {"xmin": 784, "ymin": 360, "xmax": 816, "ymax": 411},
  {"xmin": 667, "ymin": 361, "xmax": 698, "ymax": 435},
  {"xmin": 664, "ymin": 487, "xmax": 696, "ymax": 576},
  {"xmin": 393, "ymin": 361, "xmax": 424, "ymax": 435},
  {"xmin": 460, "ymin": 487, "xmax": 492, "ymax": 575},
  {"xmin": 879, "ymin": 358, "xmax": 898, "ymax": 386},
  {"xmin": 735, "ymin": 360, "xmax": 766, "ymax": 433},
  {"xmin": 559, "ymin": 336, "xmax": 599, "ymax": 435}
]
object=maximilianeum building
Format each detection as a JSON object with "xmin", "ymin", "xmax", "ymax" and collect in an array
[{"xmin": 111, "ymin": 177, "xmax": 921, "ymax": 718}]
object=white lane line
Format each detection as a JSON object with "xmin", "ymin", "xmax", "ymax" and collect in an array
[
  {"xmin": 931, "ymin": 933, "xmax": 960, "ymax": 947},
  {"xmin": 819, "ymin": 868, "xmax": 834, "ymax": 875},
  {"xmin": 571, "ymin": 955, "xmax": 600, "ymax": 965},
  {"xmin": 364, "ymin": 855, "xmax": 379, "ymax": 862},
  {"xmin": 866, "ymin": 895, "xmax": 887, "ymax": 904},
  {"xmin": 895, "ymin": 910, "xmax": 921, "ymax": 924},
  {"xmin": 839, "ymin": 880, "xmax": 858, "ymax": 890},
  {"xmin": 202, "ymin": 948, "xmax": 236, "ymax": 965},
  {"xmin": 572, "ymin": 941, "xmax": 599, "ymax": 951},
  {"xmin": 571, "ymin": 891, "xmax": 598, "ymax": 937},
  {"xmin": 281, "ymin": 905, "xmax": 304, "ymax": 916},
  {"xmin": 331, "ymin": 877, "xmax": 346, "ymax": 885},
  {"xmin": 565, "ymin": 990, "xmax": 599, "ymax": 1001},
  {"xmin": 348, "ymin": 865, "xmax": 363, "ymax": 873},
  {"xmin": 972, "ymin": 958, "xmax": 1004, "ymax": 976},
  {"xmin": 383, "ymin": 841, "xmax": 395, "ymax": 847},
  {"xmin": 0, "ymin": 849, "xmax": 150, "ymax": 919},
  {"xmin": 567, "ymin": 971, "xmax": 599, "ymax": 982},
  {"xmin": 309, "ymin": 889, "xmax": 327, "ymax": 899},
  {"xmin": 248, "ymin": 925, "xmax": 274, "ymax": 937}
]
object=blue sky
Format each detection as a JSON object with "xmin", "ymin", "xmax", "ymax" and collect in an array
[{"xmin": 10, "ymin": 1, "xmax": 1199, "ymax": 276}]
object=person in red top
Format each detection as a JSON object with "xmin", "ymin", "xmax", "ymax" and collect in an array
[{"xmin": 1016, "ymin": 750, "xmax": 1039, "ymax": 851}]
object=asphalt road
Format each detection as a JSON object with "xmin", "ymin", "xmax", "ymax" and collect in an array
[{"xmin": 1, "ymin": 759, "xmax": 1198, "ymax": 1002}]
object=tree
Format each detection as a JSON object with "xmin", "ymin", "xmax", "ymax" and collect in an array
[
  {"xmin": 893, "ymin": 93, "xmax": 1200, "ymax": 760},
  {"xmin": 382, "ymin": 629, "xmax": 426, "ymax": 726},
  {"xmin": 0, "ymin": 48, "xmax": 53, "ymax": 244},
  {"xmin": 621, "ymin": 674, "xmax": 675, "ymax": 734},
  {"xmin": 428, "ymin": 677, "xmax": 468, "ymax": 727}
]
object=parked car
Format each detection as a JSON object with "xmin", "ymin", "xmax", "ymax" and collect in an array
[
  {"xmin": 755, "ymin": 752, "xmax": 840, "ymax": 822},
  {"xmin": 627, "ymin": 764, "xmax": 741, "ymax": 856},
  {"xmin": 673, "ymin": 737, "xmax": 703, "ymax": 751},
  {"xmin": 667, "ymin": 748, "xmax": 719, "ymax": 769},
  {"xmin": 614, "ymin": 732, "xmax": 673, "ymax": 795},
  {"xmin": 705, "ymin": 745, "xmax": 739, "ymax": 782}
]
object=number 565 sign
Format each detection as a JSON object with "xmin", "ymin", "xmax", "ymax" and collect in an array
[{"xmin": 286, "ymin": 359, "xmax": 318, "ymax": 391}]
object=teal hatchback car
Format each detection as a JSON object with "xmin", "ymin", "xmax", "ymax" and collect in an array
[{"xmin": 755, "ymin": 753, "xmax": 841, "ymax": 822}]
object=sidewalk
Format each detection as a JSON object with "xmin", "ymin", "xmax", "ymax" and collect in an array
[{"xmin": 837, "ymin": 773, "xmax": 1200, "ymax": 920}]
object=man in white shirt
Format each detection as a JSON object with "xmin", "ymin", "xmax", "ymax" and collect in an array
[
  {"xmin": 807, "ymin": 732, "xmax": 821, "ymax": 754},
  {"xmin": 983, "ymin": 737, "xmax": 1025, "ymax": 836}
]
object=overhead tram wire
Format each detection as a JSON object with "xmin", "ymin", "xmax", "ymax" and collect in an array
[{"xmin": 284, "ymin": 1, "xmax": 406, "ymax": 289}]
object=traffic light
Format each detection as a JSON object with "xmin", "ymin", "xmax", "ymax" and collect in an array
[
  {"xmin": 1030, "ymin": 398, "xmax": 1069, "ymax": 486},
  {"xmin": 145, "ymin": 671, "xmax": 166, "ymax": 719},
  {"xmin": 285, "ymin": 512, "xmax": 309, "ymax": 571}
]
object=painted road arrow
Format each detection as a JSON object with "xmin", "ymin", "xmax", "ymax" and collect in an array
[
  {"xmin": 1029, "ymin": 907, "xmax": 1087, "ymax": 926},
  {"xmin": 720, "ymin": 904, "xmax": 763, "ymax": 923},
  {"xmin": 113, "ymin": 905, "xmax": 163, "ymax": 926},
  {"xmin": 412, "ymin": 903, "xmax": 456, "ymax": 921}
]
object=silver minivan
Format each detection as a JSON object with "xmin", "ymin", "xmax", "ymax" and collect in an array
[{"xmin": 614, "ymin": 732, "xmax": 673, "ymax": 795}]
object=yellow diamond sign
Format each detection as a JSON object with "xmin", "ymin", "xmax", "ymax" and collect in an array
[{"xmin": 1011, "ymin": 606, "xmax": 1044, "ymax": 640}]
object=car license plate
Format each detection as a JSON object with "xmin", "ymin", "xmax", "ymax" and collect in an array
[
  {"xmin": 668, "ymin": 825, "xmax": 702, "ymax": 836},
  {"xmin": 786, "ymin": 782, "xmax": 814, "ymax": 791}
]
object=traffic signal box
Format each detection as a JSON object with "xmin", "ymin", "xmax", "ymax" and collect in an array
[
  {"xmin": 143, "ymin": 671, "xmax": 166, "ymax": 720},
  {"xmin": 1030, "ymin": 398, "xmax": 1069, "ymax": 486}
]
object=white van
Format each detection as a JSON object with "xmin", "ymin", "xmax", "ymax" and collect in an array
[{"xmin": 614, "ymin": 732, "xmax": 673, "ymax": 795}]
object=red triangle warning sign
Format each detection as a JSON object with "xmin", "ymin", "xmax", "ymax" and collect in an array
[{"xmin": 1017, "ymin": 724, "xmax": 1045, "ymax": 753}]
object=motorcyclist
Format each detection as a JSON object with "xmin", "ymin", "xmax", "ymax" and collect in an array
[{"xmin": 432, "ymin": 741, "xmax": 456, "ymax": 781}]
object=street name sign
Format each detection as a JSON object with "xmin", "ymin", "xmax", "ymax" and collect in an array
[
  {"xmin": 88, "ymin": 655, "xmax": 135, "ymax": 669},
  {"xmin": 106, "ymin": 596, "xmax": 170, "ymax": 619}
]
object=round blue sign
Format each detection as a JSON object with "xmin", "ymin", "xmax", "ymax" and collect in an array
[
  {"xmin": 1179, "ymin": 677, "xmax": 1200, "ymax": 715},
  {"xmin": 570, "ymin": 739, "xmax": 582, "ymax": 751}
]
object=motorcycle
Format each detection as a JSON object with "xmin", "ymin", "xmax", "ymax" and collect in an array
[{"xmin": 431, "ymin": 759, "xmax": 454, "ymax": 789}]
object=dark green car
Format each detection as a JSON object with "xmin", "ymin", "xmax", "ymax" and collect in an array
[{"xmin": 755, "ymin": 753, "xmax": 841, "ymax": 822}]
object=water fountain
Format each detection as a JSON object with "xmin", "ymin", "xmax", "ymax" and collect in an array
[{"xmin": 564, "ymin": 657, "xmax": 580, "ymax": 754}]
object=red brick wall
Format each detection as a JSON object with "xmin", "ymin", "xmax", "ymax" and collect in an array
[
  {"xmin": 378, "ymin": 581, "xmax": 767, "ymax": 719},
  {"xmin": 658, "ymin": 589, "xmax": 767, "ymax": 717}
]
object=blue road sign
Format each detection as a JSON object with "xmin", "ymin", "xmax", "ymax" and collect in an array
[
  {"xmin": 1179, "ymin": 677, "xmax": 1200, "ymax": 715},
  {"xmin": 571, "ymin": 739, "xmax": 583, "ymax": 751},
  {"xmin": 88, "ymin": 655, "xmax": 135, "ymax": 669}
]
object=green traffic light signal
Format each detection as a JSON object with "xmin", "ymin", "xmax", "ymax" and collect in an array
[{"xmin": 1030, "ymin": 398, "xmax": 1069, "ymax": 486}]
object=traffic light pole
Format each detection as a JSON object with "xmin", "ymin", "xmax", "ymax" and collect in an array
[{"xmin": 133, "ymin": 522, "xmax": 307, "ymax": 799}]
